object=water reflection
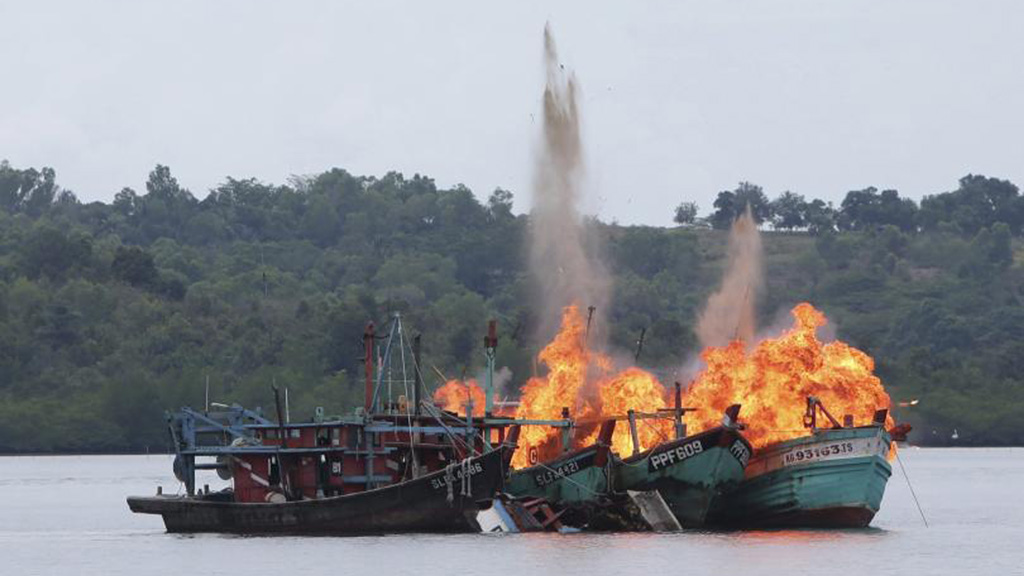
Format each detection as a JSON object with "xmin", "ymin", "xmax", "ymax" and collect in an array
[{"xmin": 728, "ymin": 526, "xmax": 888, "ymax": 544}]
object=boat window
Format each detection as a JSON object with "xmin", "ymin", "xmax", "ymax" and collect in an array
[{"xmin": 290, "ymin": 429, "xmax": 301, "ymax": 439}]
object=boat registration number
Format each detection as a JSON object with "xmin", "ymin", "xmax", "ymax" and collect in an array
[
  {"xmin": 783, "ymin": 442, "xmax": 856, "ymax": 465},
  {"xmin": 648, "ymin": 439, "xmax": 704, "ymax": 472},
  {"xmin": 534, "ymin": 453, "xmax": 595, "ymax": 487},
  {"xmin": 430, "ymin": 461, "xmax": 484, "ymax": 491}
]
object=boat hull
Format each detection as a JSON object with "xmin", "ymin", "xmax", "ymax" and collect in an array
[
  {"xmin": 707, "ymin": 426, "xmax": 893, "ymax": 528},
  {"xmin": 506, "ymin": 445, "xmax": 609, "ymax": 504},
  {"xmin": 613, "ymin": 427, "xmax": 751, "ymax": 528},
  {"xmin": 127, "ymin": 447, "xmax": 507, "ymax": 535}
]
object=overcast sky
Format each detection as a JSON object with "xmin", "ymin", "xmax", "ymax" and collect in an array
[{"xmin": 2, "ymin": 1, "xmax": 1022, "ymax": 225}]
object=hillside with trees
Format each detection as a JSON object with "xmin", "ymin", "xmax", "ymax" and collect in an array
[{"xmin": 1, "ymin": 161, "xmax": 1022, "ymax": 451}]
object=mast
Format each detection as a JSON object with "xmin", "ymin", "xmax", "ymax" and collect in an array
[
  {"xmin": 363, "ymin": 322, "xmax": 375, "ymax": 413},
  {"xmin": 413, "ymin": 334, "xmax": 423, "ymax": 416},
  {"xmin": 484, "ymin": 319, "xmax": 498, "ymax": 417},
  {"xmin": 272, "ymin": 385, "xmax": 295, "ymax": 500}
]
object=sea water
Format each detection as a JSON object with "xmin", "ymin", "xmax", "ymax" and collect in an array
[{"xmin": 0, "ymin": 449, "xmax": 1020, "ymax": 575}]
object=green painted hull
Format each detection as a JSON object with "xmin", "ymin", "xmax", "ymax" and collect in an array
[
  {"xmin": 707, "ymin": 426, "xmax": 893, "ymax": 528},
  {"xmin": 506, "ymin": 445, "xmax": 610, "ymax": 504},
  {"xmin": 613, "ymin": 427, "xmax": 752, "ymax": 528}
]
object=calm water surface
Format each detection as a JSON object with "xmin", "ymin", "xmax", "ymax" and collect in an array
[{"xmin": 0, "ymin": 449, "xmax": 1020, "ymax": 576}]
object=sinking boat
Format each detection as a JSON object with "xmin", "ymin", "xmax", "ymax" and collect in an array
[
  {"xmin": 707, "ymin": 397, "xmax": 896, "ymax": 528},
  {"xmin": 499, "ymin": 420, "xmax": 631, "ymax": 530},
  {"xmin": 505, "ymin": 419, "xmax": 617, "ymax": 506},
  {"xmin": 613, "ymin": 404, "xmax": 752, "ymax": 528}
]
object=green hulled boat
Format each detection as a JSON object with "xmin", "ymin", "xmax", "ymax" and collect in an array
[
  {"xmin": 505, "ymin": 420, "xmax": 616, "ymax": 505},
  {"xmin": 708, "ymin": 408, "xmax": 893, "ymax": 529},
  {"xmin": 613, "ymin": 405, "xmax": 752, "ymax": 528}
]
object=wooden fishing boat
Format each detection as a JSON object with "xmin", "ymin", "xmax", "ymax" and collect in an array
[
  {"xmin": 613, "ymin": 405, "xmax": 752, "ymax": 528},
  {"xmin": 707, "ymin": 399, "xmax": 895, "ymax": 528},
  {"xmin": 128, "ymin": 443, "xmax": 511, "ymax": 534},
  {"xmin": 504, "ymin": 420, "xmax": 616, "ymax": 506},
  {"xmin": 128, "ymin": 315, "xmax": 530, "ymax": 535}
]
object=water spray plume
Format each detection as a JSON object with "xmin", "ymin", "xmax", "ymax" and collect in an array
[
  {"xmin": 697, "ymin": 205, "xmax": 763, "ymax": 348},
  {"xmin": 510, "ymin": 26, "xmax": 667, "ymax": 467},
  {"xmin": 529, "ymin": 24, "xmax": 609, "ymax": 341}
]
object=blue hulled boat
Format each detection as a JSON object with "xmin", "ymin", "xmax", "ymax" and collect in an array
[{"xmin": 708, "ymin": 400, "xmax": 895, "ymax": 528}]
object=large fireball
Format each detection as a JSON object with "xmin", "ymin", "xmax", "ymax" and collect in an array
[{"xmin": 684, "ymin": 302, "xmax": 894, "ymax": 448}]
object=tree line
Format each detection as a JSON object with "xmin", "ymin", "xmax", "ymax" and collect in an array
[
  {"xmin": 676, "ymin": 176, "xmax": 1024, "ymax": 240},
  {"xmin": 1, "ymin": 160, "xmax": 1021, "ymax": 451}
]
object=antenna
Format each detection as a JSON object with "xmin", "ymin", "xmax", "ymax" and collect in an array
[
  {"xmin": 484, "ymin": 320, "xmax": 498, "ymax": 418},
  {"xmin": 284, "ymin": 385, "xmax": 290, "ymax": 424}
]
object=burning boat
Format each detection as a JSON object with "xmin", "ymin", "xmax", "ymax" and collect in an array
[
  {"xmin": 128, "ymin": 315, "xmax": 524, "ymax": 535},
  {"xmin": 684, "ymin": 303, "xmax": 903, "ymax": 529},
  {"xmin": 707, "ymin": 398, "xmax": 895, "ymax": 528},
  {"xmin": 437, "ymin": 314, "xmax": 755, "ymax": 531},
  {"xmin": 613, "ymin": 404, "xmax": 752, "ymax": 528},
  {"xmin": 504, "ymin": 419, "xmax": 617, "ymax": 508}
]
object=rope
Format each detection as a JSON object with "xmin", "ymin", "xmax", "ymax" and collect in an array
[
  {"xmin": 895, "ymin": 448, "xmax": 929, "ymax": 527},
  {"xmin": 445, "ymin": 462, "xmax": 455, "ymax": 504},
  {"xmin": 420, "ymin": 402, "xmax": 476, "ymax": 455},
  {"xmin": 396, "ymin": 319, "xmax": 420, "ymax": 477},
  {"xmin": 639, "ymin": 416, "xmax": 671, "ymax": 444},
  {"xmin": 461, "ymin": 456, "xmax": 471, "ymax": 497}
]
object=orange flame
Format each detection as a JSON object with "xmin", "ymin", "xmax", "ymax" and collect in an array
[
  {"xmin": 433, "ymin": 379, "xmax": 486, "ymax": 417},
  {"xmin": 511, "ymin": 305, "xmax": 669, "ymax": 467},
  {"xmin": 584, "ymin": 367, "xmax": 672, "ymax": 456},
  {"xmin": 684, "ymin": 303, "xmax": 894, "ymax": 449},
  {"xmin": 508, "ymin": 302, "xmax": 893, "ymax": 468}
]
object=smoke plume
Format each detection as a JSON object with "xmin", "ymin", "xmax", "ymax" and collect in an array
[
  {"xmin": 696, "ymin": 205, "xmax": 763, "ymax": 348},
  {"xmin": 528, "ymin": 24, "xmax": 609, "ymax": 341}
]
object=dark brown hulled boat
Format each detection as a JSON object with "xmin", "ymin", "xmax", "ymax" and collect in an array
[
  {"xmin": 128, "ymin": 445, "xmax": 510, "ymax": 534},
  {"xmin": 128, "ymin": 315, "xmax": 529, "ymax": 535}
]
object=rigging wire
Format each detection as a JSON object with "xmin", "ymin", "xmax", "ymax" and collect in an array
[
  {"xmin": 895, "ymin": 448, "xmax": 929, "ymax": 527},
  {"xmin": 395, "ymin": 317, "xmax": 420, "ymax": 476}
]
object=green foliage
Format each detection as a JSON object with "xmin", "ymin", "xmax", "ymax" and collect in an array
[
  {"xmin": 673, "ymin": 201, "xmax": 698, "ymax": 226},
  {"xmin": 837, "ymin": 188, "xmax": 918, "ymax": 232},
  {"xmin": 710, "ymin": 182, "xmax": 770, "ymax": 229},
  {"xmin": 0, "ymin": 161, "xmax": 1021, "ymax": 451},
  {"xmin": 769, "ymin": 191, "xmax": 806, "ymax": 231},
  {"xmin": 919, "ymin": 175, "xmax": 1023, "ymax": 235}
]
